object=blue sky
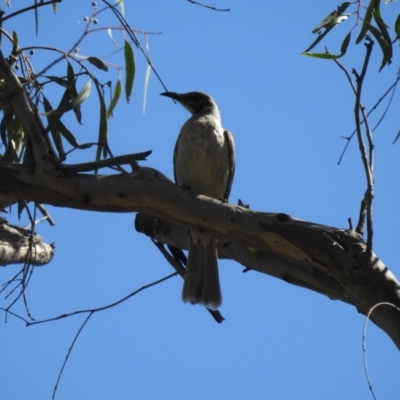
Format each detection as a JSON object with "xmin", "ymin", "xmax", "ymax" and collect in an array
[{"xmin": 1, "ymin": 1, "xmax": 400, "ymax": 399}]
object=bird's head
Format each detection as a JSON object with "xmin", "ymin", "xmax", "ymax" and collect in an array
[{"xmin": 160, "ymin": 91, "xmax": 219, "ymax": 116}]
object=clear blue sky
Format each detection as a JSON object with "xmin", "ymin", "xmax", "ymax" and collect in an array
[{"xmin": 1, "ymin": 1, "xmax": 400, "ymax": 399}]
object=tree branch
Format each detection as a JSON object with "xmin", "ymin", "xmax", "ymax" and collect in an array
[
  {"xmin": 0, "ymin": 220, "xmax": 54, "ymax": 266},
  {"xmin": 352, "ymin": 38, "xmax": 374, "ymax": 256}
]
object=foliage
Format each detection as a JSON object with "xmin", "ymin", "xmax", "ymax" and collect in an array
[
  {"xmin": 303, "ymin": 0, "xmax": 398, "ymax": 71},
  {"xmin": 0, "ymin": 0, "xmax": 137, "ymax": 165}
]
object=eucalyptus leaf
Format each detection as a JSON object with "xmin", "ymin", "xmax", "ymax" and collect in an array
[
  {"xmin": 87, "ymin": 57, "xmax": 108, "ymax": 71},
  {"xmin": 124, "ymin": 40, "xmax": 135, "ymax": 102}
]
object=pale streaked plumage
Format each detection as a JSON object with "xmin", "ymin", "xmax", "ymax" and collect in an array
[{"xmin": 161, "ymin": 91, "xmax": 235, "ymax": 309}]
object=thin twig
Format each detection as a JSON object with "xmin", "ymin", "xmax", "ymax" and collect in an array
[
  {"xmin": 337, "ymin": 68, "xmax": 400, "ymax": 164},
  {"xmin": 25, "ymin": 272, "xmax": 178, "ymax": 326},
  {"xmin": 52, "ymin": 313, "xmax": 92, "ymax": 399},
  {"xmin": 60, "ymin": 151, "xmax": 152, "ymax": 173},
  {"xmin": 1, "ymin": 0, "xmax": 62, "ymax": 22},
  {"xmin": 352, "ymin": 38, "xmax": 374, "ymax": 255},
  {"xmin": 35, "ymin": 7, "xmax": 98, "ymax": 77},
  {"xmin": 362, "ymin": 302, "xmax": 400, "ymax": 400},
  {"xmin": 36, "ymin": 204, "xmax": 56, "ymax": 226},
  {"xmin": 186, "ymin": 0, "xmax": 230, "ymax": 11},
  {"xmin": 102, "ymin": 0, "xmax": 169, "ymax": 93}
]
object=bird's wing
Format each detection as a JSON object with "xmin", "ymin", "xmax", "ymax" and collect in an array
[
  {"xmin": 223, "ymin": 129, "xmax": 235, "ymax": 201},
  {"xmin": 172, "ymin": 132, "xmax": 181, "ymax": 184}
]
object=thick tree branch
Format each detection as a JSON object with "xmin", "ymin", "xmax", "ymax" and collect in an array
[
  {"xmin": 0, "ymin": 37, "xmax": 398, "ymax": 352},
  {"xmin": 0, "ymin": 157, "xmax": 398, "ymax": 349},
  {"xmin": 0, "ymin": 220, "xmax": 54, "ymax": 266}
]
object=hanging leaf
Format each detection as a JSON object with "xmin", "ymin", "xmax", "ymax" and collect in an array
[
  {"xmin": 87, "ymin": 56, "xmax": 108, "ymax": 71},
  {"xmin": 303, "ymin": 52, "xmax": 342, "ymax": 60},
  {"xmin": 340, "ymin": 31, "xmax": 351, "ymax": 55},
  {"xmin": 143, "ymin": 62, "xmax": 151, "ymax": 115},
  {"xmin": 67, "ymin": 62, "xmax": 82, "ymax": 123},
  {"xmin": 367, "ymin": 24, "xmax": 391, "ymax": 71},
  {"xmin": 124, "ymin": 40, "xmax": 135, "ymax": 102},
  {"xmin": 41, "ymin": 81, "xmax": 91, "ymax": 118},
  {"xmin": 312, "ymin": 2, "xmax": 351, "ymax": 34},
  {"xmin": 107, "ymin": 80, "xmax": 122, "ymax": 118},
  {"xmin": 107, "ymin": 28, "xmax": 120, "ymax": 47},
  {"xmin": 356, "ymin": 0, "xmax": 376, "ymax": 44},
  {"xmin": 52, "ymin": 0, "xmax": 58, "ymax": 12},
  {"xmin": 395, "ymin": 14, "xmax": 400, "ymax": 40},
  {"xmin": 72, "ymin": 80, "xmax": 91, "ymax": 107},
  {"xmin": 116, "ymin": 0, "xmax": 125, "ymax": 17},
  {"xmin": 85, "ymin": 74, "xmax": 108, "ymax": 162},
  {"xmin": 55, "ymin": 120, "xmax": 80, "ymax": 148},
  {"xmin": 373, "ymin": 5, "xmax": 392, "ymax": 68},
  {"xmin": 303, "ymin": 32, "xmax": 351, "ymax": 60},
  {"xmin": 43, "ymin": 96, "xmax": 66, "ymax": 161},
  {"xmin": 43, "ymin": 75, "xmax": 69, "ymax": 87},
  {"xmin": 304, "ymin": 16, "xmax": 349, "ymax": 54}
]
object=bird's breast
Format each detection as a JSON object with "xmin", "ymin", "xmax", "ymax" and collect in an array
[{"xmin": 174, "ymin": 115, "xmax": 230, "ymax": 199}]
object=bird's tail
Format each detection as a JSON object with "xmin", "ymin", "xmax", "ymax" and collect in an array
[{"xmin": 182, "ymin": 232, "xmax": 222, "ymax": 309}]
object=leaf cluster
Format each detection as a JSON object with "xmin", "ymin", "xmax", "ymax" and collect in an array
[
  {"xmin": 0, "ymin": 0, "xmax": 135, "ymax": 165},
  {"xmin": 303, "ymin": 0, "xmax": 399, "ymax": 71}
]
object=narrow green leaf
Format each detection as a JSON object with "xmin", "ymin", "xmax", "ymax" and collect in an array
[
  {"xmin": 42, "ymin": 95, "xmax": 55, "ymax": 115},
  {"xmin": 44, "ymin": 89, "xmax": 80, "ymax": 150},
  {"xmin": 107, "ymin": 80, "xmax": 122, "ymax": 118},
  {"xmin": 395, "ymin": 14, "xmax": 400, "ymax": 39},
  {"xmin": 59, "ymin": 87, "xmax": 73, "ymax": 109},
  {"xmin": 87, "ymin": 56, "xmax": 108, "ymax": 71},
  {"xmin": 303, "ymin": 52, "xmax": 344, "ymax": 60},
  {"xmin": 86, "ymin": 76, "xmax": 108, "ymax": 163},
  {"xmin": 367, "ymin": 24, "xmax": 391, "ymax": 70},
  {"xmin": 55, "ymin": 120, "xmax": 80, "ymax": 148},
  {"xmin": 303, "ymin": 29, "xmax": 331, "ymax": 55},
  {"xmin": 67, "ymin": 62, "xmax": 82, "ymax": 123},
  {"xmin": 43, "ymin": 75, "xmax": 69, "ymax": 87},
  {"xmin": 52, "ymin": 0, "xmax": 58, "ymax": 12},
  {"xmin": 304, "ymin": 32, "xmax": 351, "ymax": 60},
  {"xmin": 67, "ymin": 62, "xmax": 76, "ymax": 90},
  {"xmin": 303, "ymin": 8, "xmax": 349, "ymax": 55},
  {"xmin": 312, "ymin": 2, "xmax": 351, "ymax": 33},
  {"xmin": 107, "ymin": 28, "xmax": 120, "ymax": 48},
  {"xmin": 373, "ymin": 1, "xmax": 391, "ymax": 45},
  {"xmin": 356, "ymin": 0, "xmax": 376, "ymax": 44},
  {"xmin": 73, "ymin": 80, "xmax": 91, "ymax": 107},
  {"xmin": 50, "ymin": 130, "xmax": 65, "ymax": 161},
  {"xmin": 340, "ymin": 32, "xmax": 351, "ymax": 55},
  {"xmin": 116, "ymin": 0, "xmax": 125, "ymax": 17},
  {"xmin": 124, "ymin": 40, "xmax": 135, "ymax": 102},
  {"xmin": 373, "ymin": 8, "xmax": 392, "ymax": 66},
  {"xmin": 42, "ymin": 81, "xmax": 91, "ymax": 119},
  {"xmin": 43, "ymin": 96, "xmax": 66, "ymax": 161}
]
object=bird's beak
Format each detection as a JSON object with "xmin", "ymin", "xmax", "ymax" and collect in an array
[{"xmin": 160, "ymin": 91, "xmax": 181, "ymax": 101}]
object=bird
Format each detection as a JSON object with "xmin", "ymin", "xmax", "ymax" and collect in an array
[{"xmin": 160, "ymin": 91, "xmax": 235, "ymax": 309}]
